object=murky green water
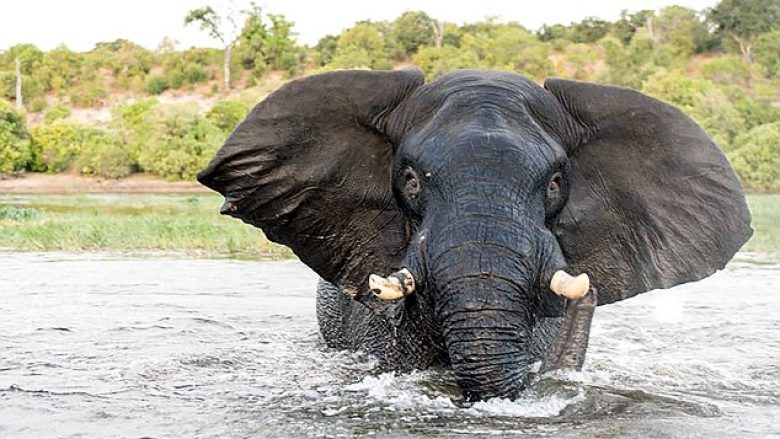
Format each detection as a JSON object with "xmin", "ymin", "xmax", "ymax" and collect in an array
[{"xmin": 0, "ymin": 252, "xmax": 777, "ymax": 438}]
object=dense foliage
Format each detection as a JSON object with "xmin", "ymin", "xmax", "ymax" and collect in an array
[
  {"xmin": 0, "ymin": 0, "xmax": 778, "ymax": 189},
  {"xmin": 0, "ymin": 100, "xmax": 32, "ymax": 172}
]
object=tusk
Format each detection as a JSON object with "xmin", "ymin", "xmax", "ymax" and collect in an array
[
  {"xmin": 550, "ymin": 270, "xmax": 590, "ymax": 300},
  {"xmin": 369, "ymin": 268, "xmax": 415, "ymax": 301}
]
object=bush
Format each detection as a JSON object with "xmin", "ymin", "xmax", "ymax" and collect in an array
[
  {"xmin": 602, "ymin": 34, "xmax": 672, "ymax": 88},
  {"xmin": 112, "ymin": 99, "xmax": 157, "ymax": 129},
  {"xmin": 76, "ymin": 138, "xmax": 132, "ymax": 178},
  {"xmin": 328, "ymin": 23, "xmax": 392, "ymax": 70},
  {"xmin": 36, "ymin": 45, "xmax": 84, "ymax": 94},
  {"xmin": 134, "ymin": 104, "xmax": 224, "ymax": 180},
  {"xmin": 182, "ymin": 62, "xmax": 209, "ymax": 84},
  {"xmin": 27, "ymin": 96, "xmax": 47, "ymax": 113},
  {"xmin": 556, "ymin": 43, "xmax": 600, "ymax": 81},
  {"xmin": 31, "ymin": 121, "xmax": 119, "ymax": 173},
  {"xmin": 700, "ymin": 56, "xmax": 754, "ymax": 87},
  {"xmin": 754, "ymin": 30, "xmax": 780, "ymax": 77},
  {"xmin": 0, "ymin": 100, "xmax": 32, "ymax": 172},
  {"xmin": 206, "ymin": 99, "xmax": 250, "ymax": 132},
  {"xmin": 728, "ymin": 122, "xmax": 780, "ymax": 191},
  {"xmin": 719, "ymin": 85, "xmax": 780, "ymax": 130},
  {"xmin": 156, "ymin": 48, "xmax": 220, "ymax": 91},
  {"xmin": 0, "ymin": 206, "xmax": 39, "ymax": 220},
  {"xmin": 327, "ymin": 47, "xmax": 374, "ymax": 70},
  {"xmin": 44, "ymin": 104, "xmax": 71, "ymax": 123},
  {"xmin": 0, "ymin": 70, "xmax": 46, "ymax": 106},
  {"xmin": 111, "ymin": 99, "xmax": 157, "ymax": 166},
  {"xmin": 147, "ymin": 75, "xmax": 170, "ymax": 95},
  {"xmin": 413, "ymin": 46, "xmax": 481, "ymax": 80},
  {"xmin": 70, "ymin": 83, "xmax": 108, "ymax": 107}
]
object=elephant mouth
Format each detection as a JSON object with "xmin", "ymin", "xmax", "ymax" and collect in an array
[{"xmin": 368, "ymin": 268, "xmax": 590, "ymax": 302}]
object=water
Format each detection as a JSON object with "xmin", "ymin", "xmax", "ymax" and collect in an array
[{"xmin": 0, "ymin": 251, "xmax": 777, "ymax": 438}]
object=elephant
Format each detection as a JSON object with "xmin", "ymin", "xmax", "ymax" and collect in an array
[{"xmin": 197, "ymin": 68, "xmax": 752, "ymax": 402}]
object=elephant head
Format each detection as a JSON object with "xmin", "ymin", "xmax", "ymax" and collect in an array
[{"xmin": 197, "ymin": 69, "xmax": 752, "ymax": 401}]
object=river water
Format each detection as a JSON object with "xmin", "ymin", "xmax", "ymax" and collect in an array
[{"xmin": 0, "ymin": 251, "xmax": 777, "ymax": 438}]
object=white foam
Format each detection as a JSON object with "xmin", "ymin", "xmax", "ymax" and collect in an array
[
  {"xmin": 467, "ymin": 392, "xmax": 583, "ymax": 417},
  {"xmin": 345, "ymin": 372, "xmax": 456, "ymax": 410},
  {"xmin": 344, "ymin": 371, "xmax": 585, "ymax": 417}
]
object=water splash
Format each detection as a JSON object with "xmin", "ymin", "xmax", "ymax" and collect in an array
[{"xmin": 1, "ymin": 251, "xmax": 778, "ymax": 438}]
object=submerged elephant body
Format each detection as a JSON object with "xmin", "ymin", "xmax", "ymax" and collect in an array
[{"xmin": 198, "ymin": 69, "xmax": 752, "ymax": 401}]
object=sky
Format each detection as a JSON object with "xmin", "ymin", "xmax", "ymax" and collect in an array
[{"xmin": 1, "ymin": 0, "xmax": 719, "ymax": 52}]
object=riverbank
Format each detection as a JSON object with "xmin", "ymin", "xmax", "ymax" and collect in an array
[
  {"xmin": 0, "ymin": 193, "xmax": 291, "ymax": 258},
  {"xmin": 0, "ymin": 191, "xmax": 777, "ymax": 258},
  {"xmin": 0, "ymin": 173, "xmax": 207, "ymax": 194}
]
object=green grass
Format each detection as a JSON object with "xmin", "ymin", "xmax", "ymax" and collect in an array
[
  {"xmin": 0, "ymin": 193, "xmax": 777, "ymax": 258},
  {"xmin": 0, "ymin": 194, "xmax": 292, "ymax": 259}
]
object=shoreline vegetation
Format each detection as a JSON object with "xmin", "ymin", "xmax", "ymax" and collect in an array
[
  {"xmin": 1, "ymin": 1, "xmax": 779, "ymax": 191},
  {"xmin": 0, "ymin": 1, "xmax": 778, "ymax": 259},
  {"xmin": 0, "ymin": 181, "xmax": 777, "ymax": 258},
  {"xmin": 0, "ymin": 189, "xmax": 291, "ymax": 259}
]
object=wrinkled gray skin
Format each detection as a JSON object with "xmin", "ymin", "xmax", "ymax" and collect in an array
[
  {"xmin": 315, "ymin": 279, "xmax": 587, "ymax": 377},
  {"xmin": 198, "ymin": 69, "xmax": 752, "ymax": 401}
]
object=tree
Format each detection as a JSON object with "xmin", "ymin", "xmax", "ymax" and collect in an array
[
  {"xmin": 37, "ymin": 45, "xmax": 83, "ymax": 93},
  {"xmin": 14, "ymin": 58, "xmax": 22, "ymax": 110},
  {"xmin": 314, "ymin": 35, "xmax": 338, "ymax": 66},
  {"xmin": 611, "ymin": 9, "xmax": 655, "ymax": 45},
  {"xmin": 234, "ymin": 10, "xmax": 299, "ymax": 77},
  {"xmin": 569, "ymin": 17, "xmax": 611, "ymax": 43},
  {"xmin": 557, "ymin": 43, "xmax": 599, "ymax": 80},
  {"xmin": 392, "ymin": 11, "xmax": 435, "ymax": 54},
  {"xmin": 329, "ymin": 22, "xmax": 391, "ymax": 70},
  {"xmin": 263, "ymin": 14, "xmax": 300, "ymax": 74},
  {"xmin": 728, "ymin": 122, "xmax": 780, "ymax": 190},
  {"xmin": 602, "ymin": 33, "xmax": 671, "ymax": 88},
  {"xmin": 537, "ymin": 24, "xmax": 568, "ymax": 42},
  {"xmin": 708, "ymin": 0, "xmax": 780, "ymax": 63},
  {"xmin": 453, "ymin": 22, "xmax": 553, "ymax": 78},
  {"xmin": 412, "ymin": 46, "xmax": 480, "ymax": 80},
  {"xmin": 0, "ymin": 99, "xmax": 31, "ymax": 172},
  {"xmin": 655, "ymin": 6, "xmax": 710, "ymax": 59},
  {"xmin": 431, "ymin": 20, "xmax": 448, "ymax": 48},
  {"xmin": 185, "ymin": 5, "xmax": 243, "ymax": 91},
  {"xmin": 754, "ymin": 30, "xmax": 780, "ymax": 76}
]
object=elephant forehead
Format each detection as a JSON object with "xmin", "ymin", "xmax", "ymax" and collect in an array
[
  {"xmin": 399, "ymin": 113, "xmax": 565, "ymax": 183},
  {"xmin": 391, "ymin": 72, "xmax": 568, "ymax": 168},
  {"xmin": 389, "ymin": 70, "xmax": 568, "ymax": 137}
]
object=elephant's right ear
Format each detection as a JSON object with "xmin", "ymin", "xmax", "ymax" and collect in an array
[
  {"xmin": 198, "ymin": 69, "xmax": 424, "ymax": 294},
  {"xmin": 544, "ymin": 78, "xmax": 752, "ymax": 305}
]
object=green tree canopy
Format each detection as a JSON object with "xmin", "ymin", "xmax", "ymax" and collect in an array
[
  {"xmin": 728, "ymin": 122, "xmax": 780, "ymax": 190},
  {"xmin": 754, "ymin": 30, "xmax": 780, "ymax": 76},
  {"xmin": 708, "ymin": 0, "xmax": 780, "ymax": 62},
  {"xmin": 328, "ymin": 22, "xmax": 392, "ymax": 69},
  {"xmin": 0, "ymin": 99, "xmax": 31, "ymax": 172},
  {"xmin": 392, "ymin": 11, "xmax": 435, "ymax": 54},
  {"xmin": 655, "ymin": 6, "xmax": 710, "ymax": 59}
]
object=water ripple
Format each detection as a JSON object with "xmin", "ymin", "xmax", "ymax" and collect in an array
[{"xmin": 0, "ymin": 251, "xmax": 778, "ymax": 438}]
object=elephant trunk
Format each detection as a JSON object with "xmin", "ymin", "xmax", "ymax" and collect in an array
[{"xmin": 428, "ymin": 213, "xmax": 554, "ymax": 401}]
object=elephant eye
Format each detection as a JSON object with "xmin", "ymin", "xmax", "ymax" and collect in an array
[
  {"xmin": 544, "ymin": 171, "xmax": 568, "ymax": 221},
  {"xmin": 547, "ymin": 172, "xmax": 562, "ymax": 199},
  {"xmin": 403, "ymin": 168, "xmax": 420, "ymax": 199},
  {"xmin": 395, "ymin": 165, "xmax": 424, "ymax": 219}
]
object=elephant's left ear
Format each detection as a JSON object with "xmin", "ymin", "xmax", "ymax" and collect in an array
[
  {"xmin": 198, "ymin": 69, "xmax": 424, "ymax": 295},
  {"xmin": 544, "ymin": 78, "xmax": 752, "ymax": 305}
]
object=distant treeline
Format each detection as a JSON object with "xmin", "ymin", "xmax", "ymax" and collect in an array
[{"xmin": 0, "ymin": 0, "xmax": 778, "ymax": 189}]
